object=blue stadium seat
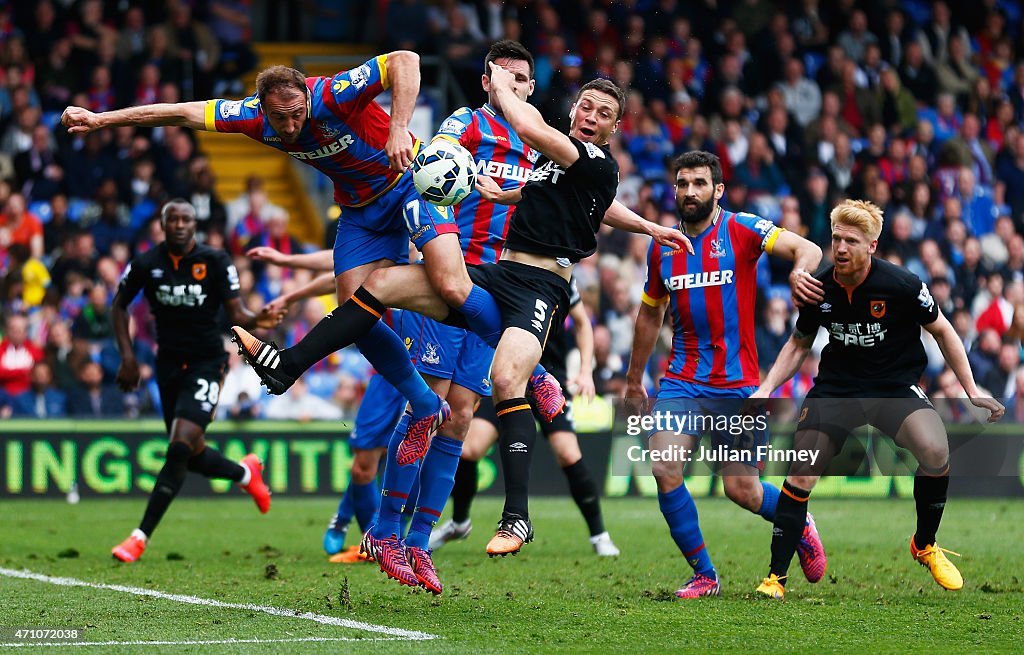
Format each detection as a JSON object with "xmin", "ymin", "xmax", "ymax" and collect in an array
[
  {"xmin": 40, "ymin": 111, "xmax": 62, "ymax": 130},
  {"xmin": 29, "ymin": 200, "xmax": 52, "ymax": 223},
  {"xmin": 802, "ymin": 52, "xmax": 825, "ymax": 80},
  {"xmin": 67, "ymin": 198, "xmax": 90, "ymax": 221}
]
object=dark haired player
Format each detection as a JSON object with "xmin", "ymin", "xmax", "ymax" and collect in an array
[
  {"xmin": 752, "ymin": 199, "xmax": 1004, "ymax": 599},
  {"xmin": 110, "ymin": 200, "xmax": 282, "ymax": 562},
  {"xmin": 626, "ymin": 150, "xmax": 827, "ymax": 598}
]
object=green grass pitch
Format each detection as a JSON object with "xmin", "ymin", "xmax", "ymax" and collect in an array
[{"xmin": 1, "ymin": 496, "xmax": 1021, "ymax": 654}]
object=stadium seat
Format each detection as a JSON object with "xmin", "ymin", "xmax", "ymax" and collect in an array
[
  {"xmin": 29, "ymin": 201, "xmax": 52, "ymax": 223},
  {"xmin": 67, "ymin": 198, "xmax": 90, "ymax": 222}
]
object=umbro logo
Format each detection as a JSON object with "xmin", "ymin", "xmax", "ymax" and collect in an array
[
  {"xmin": 820, "ymin": 302, "xmax": 831, "ymax": 313},
  {"xmin": 151, "ymin": 269, "xmax": 164, "ymax": 278},
  {"xmin": 508, "ymin": 442, "xmax": 528, "ymax": 453}
]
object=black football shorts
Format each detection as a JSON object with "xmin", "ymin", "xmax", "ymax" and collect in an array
[
  {"xmin": 155, "ymin": 353, "xmax": 229, "ymax": 431},
  {"xmin": 467, "ymin": 260, "xmax": 572, "ymax": 349}
]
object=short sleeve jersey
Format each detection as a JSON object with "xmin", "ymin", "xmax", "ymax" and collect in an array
[
  {"xmin": 642, "ymin": 209, "xmax": 783, "ymax": 388},
  {"xmin": 433, "ymin": 104, "xmax": 538, "ymax": 265},
  {"xmin": 205, "ymin": 55, "xmax": 414, "ymax": 208},
  {"xmin": 503, "ymin": 137, "xmax": 619, "ymax": 263},
  {"xmin": 118, "ymin": 243, "xmax": 240, "ymax": 359},
  {"xmin": 795, "ymin": 257, "xmax": 940, "ymax": 392}
]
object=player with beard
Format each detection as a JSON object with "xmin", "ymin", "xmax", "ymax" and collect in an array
[
  {"xmin": 751, "ymin": 200, "xmax": 1004, "ymax": 599},
  {"xmin": 110, "ymin": 200, "xmax": 282, "ymax": 562},
  {"xmin": 625, "ymin": 151, "xmax": 828, "ymax": 598}
]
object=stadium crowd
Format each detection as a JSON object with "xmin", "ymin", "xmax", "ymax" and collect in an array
[{"xmin": 0, "ymin": 0, "xmax": 1023, "ymax": 422}]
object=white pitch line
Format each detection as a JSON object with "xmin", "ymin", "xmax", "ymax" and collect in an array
[
  {"xmin": 0, "ymin": 636, "xmax": 402, "ymax": 648},
  {"xmin": 0, "ymin": 567, "xmax": 438, "ymax": 641}
]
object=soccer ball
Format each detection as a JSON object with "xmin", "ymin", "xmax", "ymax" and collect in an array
[{"xmin": 411, "ymin": 140, "xmax": 477, "ymax": 206}]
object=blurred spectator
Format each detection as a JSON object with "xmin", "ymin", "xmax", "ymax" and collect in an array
[
  {"xmin": 837, "ymin": 9, "xmax": 876, "ymax": 64},
  {"xmin": 265, "ymin": 377, "xmax": 343, "ymax": 421},
  {"xmin": 592, "ymin": 324, "xmax": 624, "ymax": 397},
  {"xmin": 878, "ymin": 9, "xmax": 910, "ymax": 69},
  {"xmin": 219, "ymin": 347, "xmax": 263, "ymax": 420},
  {"xmin": 899, "ymin": 40, "xmax": 938, "ymax": 105},
  {"xmin": 66, "ymin": 0, "xmax": 117, "ymax": 74},
  {"xmin": 917, "ymin": 1, "xmax": 970, "ymax": 66},
  {"xmin": 1009, "ymin": 368, "xmax": 1024, "ymax": 421},
  {"xmin": 162, "ymin": 3, "xmax": 219, "ymax": 99},
  {"xmin": 777, "ymin": 57, "xmax": 821, "ymax": 128},
  {"xmin": 983, "ymin": 342, "xmax": 1021, "ymax": 400},
  {"xmin": 0, "ymin": 193, "xmax": 43, "ymax": 258},
  {"xmin": 71, "ymin": 283, "xmax": 113, "ymax": 344},
  {"xmin": 755, "ymin": 297, "xmax": 790, "ymax": 372},
  {"xmin": 0, "ymin": 313, "xmax": 42, "ymax": 398},
  {"xmin": 66, "ymin": 360, "xmax": 123, "ymax": 417},
  {"xmin": 734, "ymin": 132, "xmax": 786, "ymax": 198},
  {"xmin": 936, "ymin": 35, "xmax": 979, "ymax": 106},
  {"xmin": 385, "ymin": 0, "xmax": 430, "ymax": 52},
  {"xmin": 996, "ymin": 132, "xmax": 1024, "ymax": 227},
  {"xmin": 968, "ymin": 328, "xmax": 1002, "ymax": 383},
  {"xmin": 11, "ymin": 361, "xmax": 65, "ymax": 418},
  {"xmin": 208, "ymin": 0, "xmax": 256, "ymax": 97},
  {"xmin": 14, "ymin": 124, "xmax": 63, "ymax": 201},
  {"xmin": 877, "ymin": 68, "xmax": 917, "ymax": 135}
]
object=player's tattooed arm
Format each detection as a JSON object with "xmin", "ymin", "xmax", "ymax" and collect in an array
[
  {"xmin": 603, "ymin": 200, "xmax": 694, "ymax": 254},
  {"xmin": 62, "ymin": 101, "xmax": 209, "ymax": 133},
  {"xmin": 487, "ymin": 62, "xmax": 581, "ymax": 168},
  {"xmin": 923, "ymin": 312, "xmax": 1005, "ymax": 422},
  {"xmin": 751, "ymin": 329, "xmax": 814, "ymax": 399}
]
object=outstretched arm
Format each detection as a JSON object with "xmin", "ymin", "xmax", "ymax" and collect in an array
[
  {"xmin": 603, "ymin": 200, "xmax": 694, "ymax": 253},
  {"xmin": 247, "ymin": 247, "xmax": 334, "ymax": 272},
  {"xmin": 384, "ymin": 50, "xmax": 421, "ymax": 171},
  {"xmin": 224, "ymin": 297, "xmax": 284, "ymax": 331},
  {"xmin": 751, "ymin": 331, "xmax": 814, "ymax": 398},
  {"xmin": 924, "ymin": 313, "xmax": 1005, "ymax": 422},
  {"xmin": 62, "ymin": 101, "xmax": 210, "ymax": 134}
]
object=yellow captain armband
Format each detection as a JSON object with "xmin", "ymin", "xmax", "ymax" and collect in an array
[
  {"xmin": 434, "ymin": 134, "xmax": 460, "ymax": 145},
  {"xmin": 641, "ymin": 292, "xmax": 668, "ymax": 307},
  {"xmin": 204, "ymin": 100, "xmax": 217, "ymax": 131},
  {"xmin": 763, "ymin": 226, "xmax": 786, "ymax": 255},
  {"xmin": 377, "ymin": 55, "xmax": 389, "ymax": 89}
]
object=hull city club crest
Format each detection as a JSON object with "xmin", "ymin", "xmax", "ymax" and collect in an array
[{"xmin": 870, "ymin": 300, "xmax": 886, "ymax": 318}]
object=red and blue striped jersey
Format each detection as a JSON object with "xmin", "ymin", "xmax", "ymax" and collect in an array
[
  {"xmin": 203, "ymin": 54, "xmax": 417, "ymax": 208},
  {"xmin": 433, "ymin": 104, "xmax": 538, "ymax": 265},
  {"xmin": 642, "ymin": 209, "xmax": 784, "ymax": 388}
]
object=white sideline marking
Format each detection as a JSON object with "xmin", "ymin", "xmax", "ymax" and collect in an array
[
  {"xmin": 0, "ymin": 567, "xmax": 438, "ymax": 641},
  {"xmin": 0, "ymin": 637, "xmax": 399, "ymax": 648}
]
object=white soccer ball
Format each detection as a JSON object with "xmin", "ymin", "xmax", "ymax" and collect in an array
[{"xmin": 411, "ymin": 140, "xmax": 477, "ymax": 206}]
